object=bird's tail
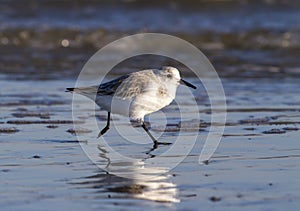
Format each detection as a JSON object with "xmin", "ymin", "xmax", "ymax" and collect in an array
[
  {"xmin": 66, "ymin": 88, "xmax": 75, "ymax": 92},
  {"xmin": 65, "ymin": 86, "xmax": 98, "ymax": 99}
]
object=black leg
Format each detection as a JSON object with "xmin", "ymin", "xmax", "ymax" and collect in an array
[
  {"xmin": 141, "ymin": 122, "xmax": 172, "ymax": 148},
  {"xmin": 97, "ymin": 112, "xmax": 111, "ymax": 138},
  {"xmin": 142, "ymin": 122, "xmax": 158, "ymax": 146}
]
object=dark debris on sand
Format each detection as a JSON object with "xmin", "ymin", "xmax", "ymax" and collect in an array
[
  {"xmin": 0, "ymin": 127, "xmax": 19, "ymax": 133},
  {"xmin": 263, "ymin": 129, "xmax": 286, "ymax": 134}
]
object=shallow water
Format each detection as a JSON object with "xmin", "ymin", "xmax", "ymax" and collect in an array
[
  {"xmin": 1, "ymin": 1, "xmax": 300, "ymax": 80},
  {"xmin": 1, "ymin": 76, "xmax": 300, "ymax": 210}
]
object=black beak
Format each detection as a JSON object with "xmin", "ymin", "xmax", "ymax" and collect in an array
[{"xmin": 180, "ymin": 79, "xmax": 197, "ymax": 89}]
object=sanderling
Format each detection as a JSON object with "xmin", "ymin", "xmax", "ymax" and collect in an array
[{"xmin": 66, "ymin": 66, "xmax": 196, "ymax": 147}]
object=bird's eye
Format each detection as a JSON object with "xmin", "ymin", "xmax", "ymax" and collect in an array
[{"xmin": 167, "ymin": 74, "xmax": 172, "ymax": 78}]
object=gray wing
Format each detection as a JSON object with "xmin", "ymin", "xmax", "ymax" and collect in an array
[
  {"xmin": 68, "ymin": 70, "xmax": 155, "ymax": 99},
  {"xmin": 66, "ymin": 75, "xmax": 130, "ymax": 98},
  {"xmin": 113, "ymin": 70, "xmax": 155, "ymax": 100},
  {"xmin": 97, "ymin": 75, "xmax": 130, "ymax": 96}
]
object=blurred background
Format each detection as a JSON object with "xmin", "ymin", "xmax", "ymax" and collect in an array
[
  {"xmin": 1, "ymin": 1, "xmax": 300, "ymax": 210},
  {"xmin": 0, "ymin": 0, "xmax": 299, "ymax": 80}
]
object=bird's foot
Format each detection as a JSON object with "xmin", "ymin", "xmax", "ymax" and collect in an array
[
  {"xmin": 146, "ymin": 141, "xmax": 172, "ymax": 154},
  {"xmin": 97, "ymin": 126, "xmax": 110, "ymax": 138},
  {"xmin": 153, "ymin": 141, "xmax": 172, "ymax": 148}
]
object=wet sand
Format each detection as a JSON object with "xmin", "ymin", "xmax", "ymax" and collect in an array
[{"xmin": 1, "ymin": 76, "xmax": 300, "ymax": 210}]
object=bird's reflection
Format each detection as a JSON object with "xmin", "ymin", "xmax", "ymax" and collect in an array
[{"xmin": 70, "ymin": 144, "xmax": 179, "ymax": 203}]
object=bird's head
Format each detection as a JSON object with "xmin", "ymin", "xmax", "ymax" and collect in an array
[{"xmin": 160, "ymin": 66, "xmax": 196, "ymax": 89}]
